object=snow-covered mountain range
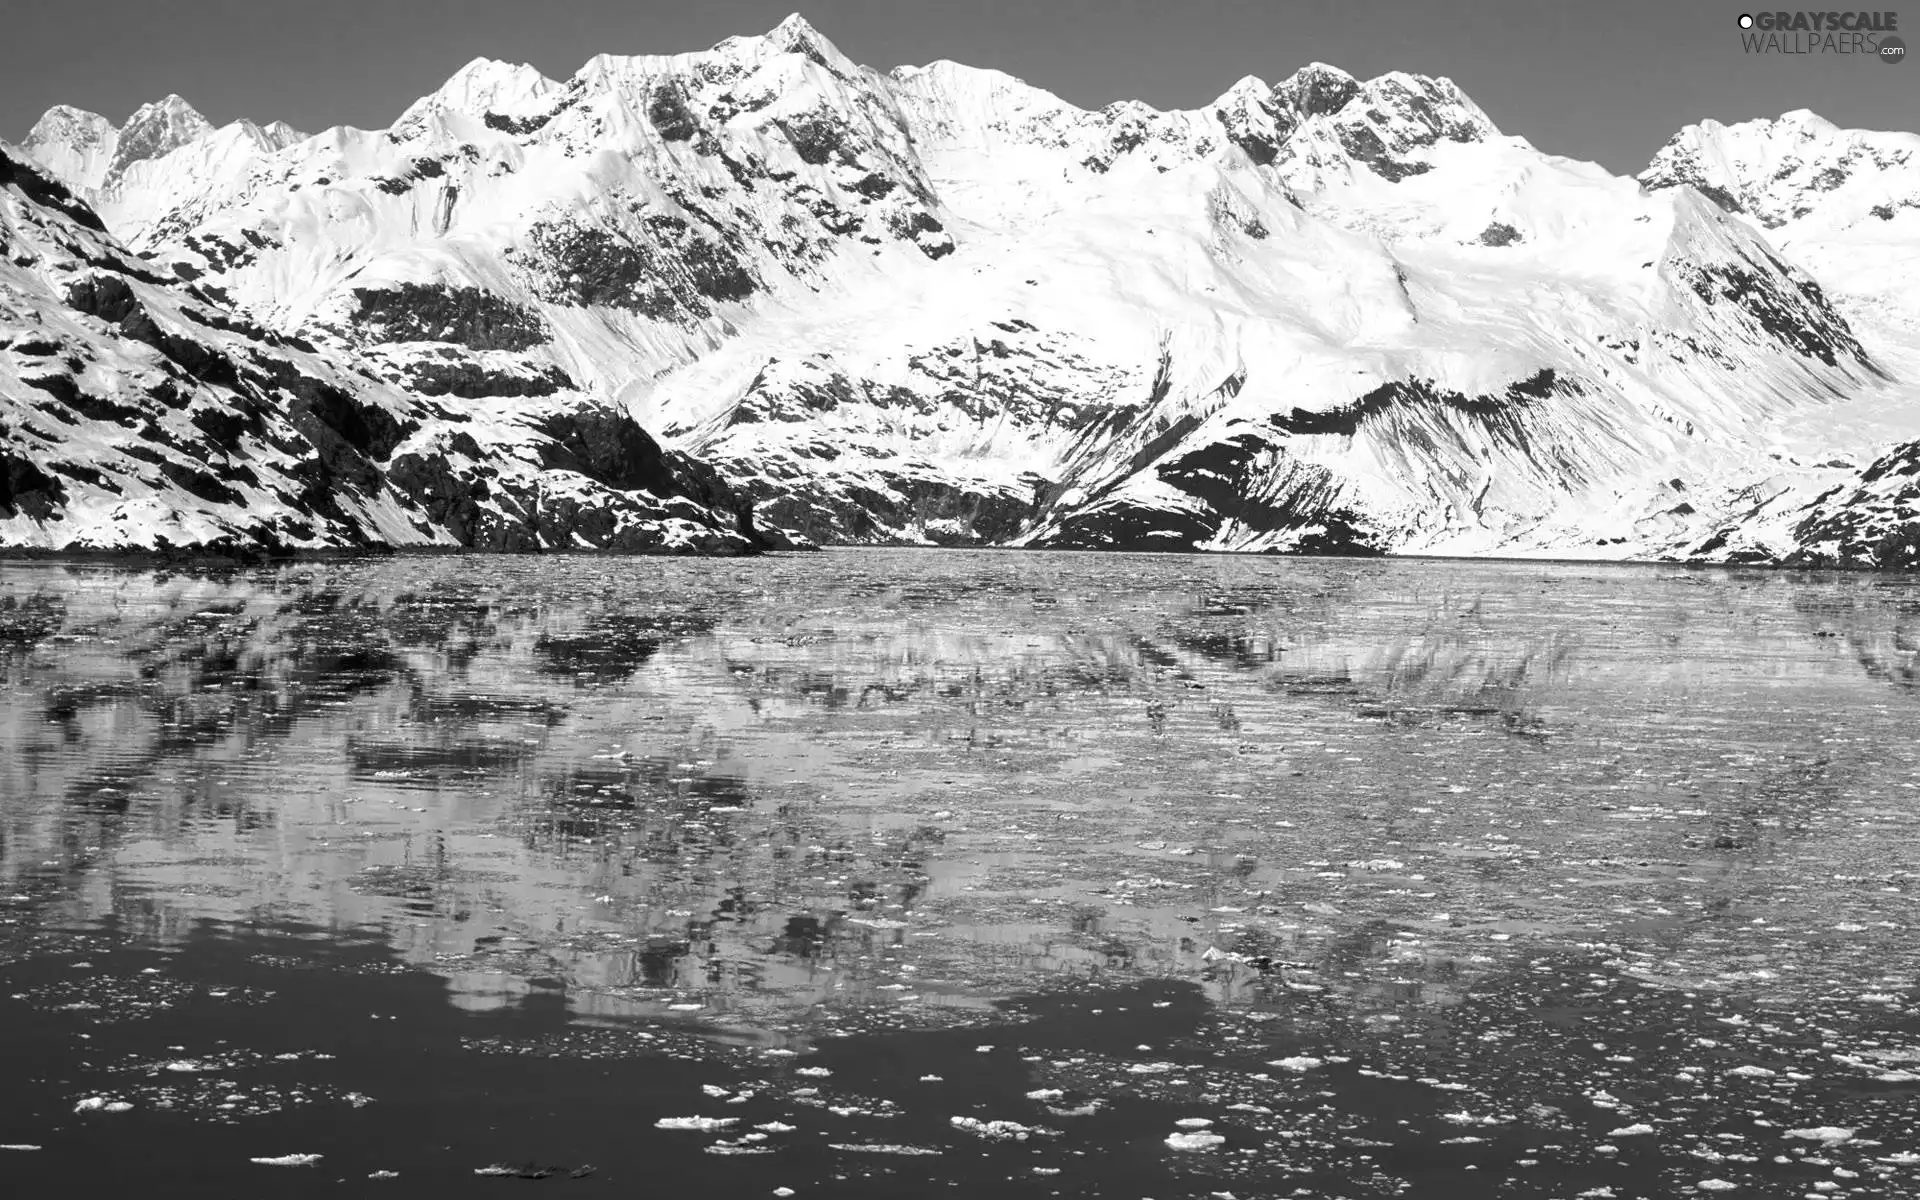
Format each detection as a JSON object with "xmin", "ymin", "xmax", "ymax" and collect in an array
[{"xmin": 7, "ymin": 13, "xmax": 1919, "ymax": 564}]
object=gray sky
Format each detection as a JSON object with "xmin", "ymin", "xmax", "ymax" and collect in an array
[{"xmin": 3, "ymin": 0, "xmax": 1913, "ymax": 174}]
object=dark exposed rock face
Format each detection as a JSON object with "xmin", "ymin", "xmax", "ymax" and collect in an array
[
  {"xmin": 1672, "ymin": 254, "xmax": 1872, "ymax": 369},
  {"xmin": 518, "ymin": 218, "xmax": 757, "ymax": 320},
  {"xmin": 1783, "ymin": 441, "xmax": 1920, "ymax": 569},
  {"xmin": 386, "ymin": 354, "xmax": 574, "ymax": 400},
  {"xmin": 348, "ymin": 283, "xmax": 549, "ymax": 350},
  {"xmin": 0, "ymin": 454, "xmax": 68, "ymax": 521},
  {"xmin": 647, "ymin": 83, "xmax": 701, "ymax": 142}
]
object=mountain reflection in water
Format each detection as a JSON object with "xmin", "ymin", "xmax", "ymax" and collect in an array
[{"xmin": 2, "ymin": 550, "xmax": 1918, "ymax": 1195}]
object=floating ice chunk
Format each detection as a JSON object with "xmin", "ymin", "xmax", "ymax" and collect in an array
[
  {"xmin": 919, "ymin": 1075, "xmax": 943, "ymax": 1082},
  {"xmin": 1696, "ymin": 1181, "xmax": 1737, "ymax": 1192},
  {"xmin": 250, "ymin": 1154, "xmax": 322, "ymax": 1166},
  {"xmin": 73, "ymin": 1097, "xmax": 107, "ymax": 1112},
  {"xmin": 1025, "ymin": 1089, "xmax": 1064, "ymax": 1101},
  {"xmin": 1783, "ymin": 1127, "xmax": 1855, "ymax": 1145},
  {"xmin": 0, "ymin": 1145, "xmax": 42, "ymax": 1151},
  {"xmin": 1726, "ymin": 1066, "xmax": 1776, "ymax": 1078},
  {"xmin": 795, "ymin": 1067, "xmax": 832, "ymax": 1077},
  {"xmin": 828, "ymin": 1143, "xmax": 941, "ymax": 1155},
  {"xmin": 656, "ymin": 1116, "xmax": 738, "ymax": 1131},
  {"xmin": 1174, "ymin": 1118, "xmax": 1214, "ymax": 1128},
  {"xmin": 368, "ymin": 1170, "xmax": 399, "ymax": 1179},
  {"xmin": 1165, "ymin": 1131, "xmax": 1226, "ymax": 1150},
  {"xmin": 1608, "ymin": 1124, "xmax": 1655, "ymax": 1137},
  {"xmin": 774, "ymin": 1190, "xmax": 796, "ymax": 1197},
  {"xmin": 755, "ymin": 1122, "xmax": 796, "ymax": 1133},
  {"xmin": 950, "ymin": 1117, "xmax": 1058, "ymax": 1141},
  {"xmin": 1269, "ymin": 1056, "xmax": 1323, "ymax": 1073}
]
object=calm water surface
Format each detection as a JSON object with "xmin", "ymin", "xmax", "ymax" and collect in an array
[{"xmin": 1, "ymin": 549, "xmax": 1917, "ymax": 1197}]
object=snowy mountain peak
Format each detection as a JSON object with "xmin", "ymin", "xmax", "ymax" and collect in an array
[
  {"xmin": 22, "ymin": 104, "xmax": 114, "ymax": 151},
  {"xmin": 1272, "ymin": 61, "xmax": 1361, "ymax": 118},
  {"xmin": 105, "ymin": 94, "xmax": 215, "ymax": 185},
  {"xmin": 1641, "ymin": 108, "xmax": 1920, "ymax": 232},
  {"xmin": 19, "ymin": 105, "xmax": 118, "ymax": 191},
  {"xmin": 394, "ymin": 57, "xmax": 558, "ymax": 129}
]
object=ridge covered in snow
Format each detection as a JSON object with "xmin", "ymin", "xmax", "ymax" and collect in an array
[
  {"xmin": 9, "ymin": 13, "xmax": 1920, "ymax": 565},
  {"xmin": 0, "ymin": 146, "xmax": 768, "ymax": 556}
]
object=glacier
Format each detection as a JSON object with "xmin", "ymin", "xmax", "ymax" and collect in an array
[{"xmin": 7, "ymin": 12, "xmax": 1919, "ymax": 565}]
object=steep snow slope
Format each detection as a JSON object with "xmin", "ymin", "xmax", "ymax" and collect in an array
[
  {"xmin": 14, "ymin": 14, "xmax": 1920, "ymax": 564},
  {"xmin": 0, "ymin": 146, "xmax": 764, "ymax": 555},
  {"xmin": 1640, "ymin": 111, "xmax": 1920, "ymax": 565}
]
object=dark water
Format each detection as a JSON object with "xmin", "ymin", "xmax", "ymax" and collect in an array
[{"xmin": 2, "ymin": 549, "xmax": 1918, "ymax": 1197}]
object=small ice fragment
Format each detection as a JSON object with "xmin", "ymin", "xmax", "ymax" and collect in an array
[
  {"xmin": 1165, "ymin": 1131, "xmax": 1226, "ymax": 1151},
  {"xmin": 755, "ymin": 1122, "xmax": 796, "ymax": 1133},
  {"xmin": 250, "ymin": 1154, "xmax": 322, "ymax": 1166},
  {"xmin": 795, "ymin": 1067, "xmax": 832, "ymax": 1077},
  {"xmin": 1727, "ymin": 1066, "xmax": 1776, "ymax": 1078},
  {"xmin": 919, "ymin": 1075, "xmax": 943, "ymax": 1082},
  {"xmin": 1269, "ymin": 1056, "xmax": 1323, "ymax": 1073},
  {"xmin": 774, "ymin": 1190, "xmax": 795, "ymax": 1197},
  {"xmin": 73, "ymin": 1097, "xmax": 107, "ymax": 1112},
  {"xmin": 369, "ymin": 1170, "xmax": 399, "ymax": 1179},
  {"xmin": 1697, "ymin": 1181, "xmax": 1737, "ymax": 1192},
  {"xmin": 703, "ymin": 1085, "xmax": 730, "ymax": 1097},
  {"xmin": 1174, "ymin": 1118, "xmax": 1214, "ymax": 1128},
  {"xmin": 1608, "ymin": 1124, "xmax": 1655, "ymax": 1137},
  {"xmin": 656, "ymin": 1116, "xmax": 738, "ymax": 1131},
  {"xmin": 0, "ymin": 1145, "xmax": 42, "ymax": 1152},
  {"xmin": 1026, "ymin": 1089, "xmax": 1064, "ymax": 1101}
]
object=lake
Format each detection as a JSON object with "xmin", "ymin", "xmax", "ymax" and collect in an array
[{"xmin": 1, "ymin": 549, "xmax": 1917, "ymax": 1197}]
